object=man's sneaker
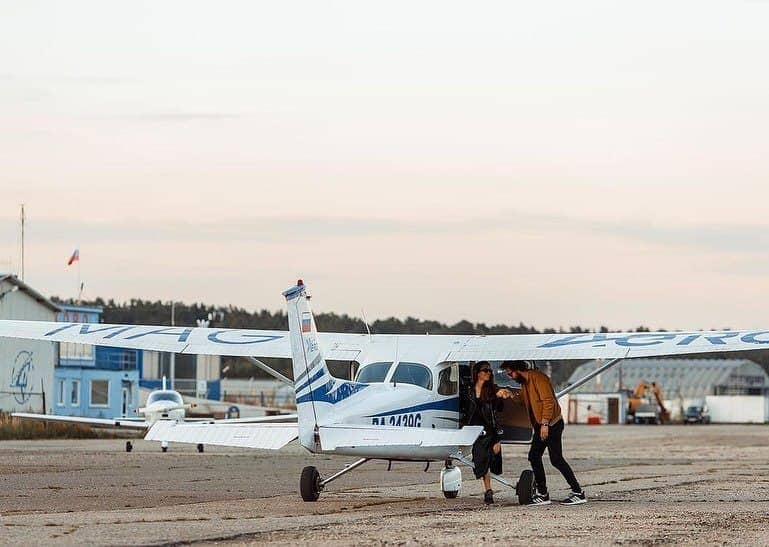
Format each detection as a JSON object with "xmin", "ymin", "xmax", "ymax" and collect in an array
[
  {"xmin": 483, "ymin": 489, "xmax": 494, "ymax": 505},
  {"xmin": 529, "ymin": 491, "xmax": 551, "ymax": 506},
  {"xmin": 561, "ymin": 491, "xmax": 587, "ymax": 505}
]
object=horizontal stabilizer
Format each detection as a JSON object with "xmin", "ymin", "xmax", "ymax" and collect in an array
[
  {"xmin": 11, "ymin": 412, "xmax": 148, "ymax": 429},
  {"xmin": 319, "ymin": 424, "xmax": 483, "ymax": 451},
  {"xmin": 145, "ymin": 421, "xmax": 298, "ymax": 449}
]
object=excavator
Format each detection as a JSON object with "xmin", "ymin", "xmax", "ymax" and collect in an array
[{"xmin": 627, "ymin": 381, "xmax": 669, "ymax": 424}]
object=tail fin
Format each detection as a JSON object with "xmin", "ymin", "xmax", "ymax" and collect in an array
[{"xmin": 283, "ymin": 280, "xmax": 367, "ymax": 452}]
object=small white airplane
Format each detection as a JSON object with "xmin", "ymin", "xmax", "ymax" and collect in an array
[
  {"xmin": 13, "ymin": 377, "xmax": 294, "ymax": 453},
  {"xmin": 3, "ymin": 279, "xmax": 768, "ymax": 502}
]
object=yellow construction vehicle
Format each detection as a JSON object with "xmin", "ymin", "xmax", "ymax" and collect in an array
[{"xmin": 627, "ymin": 381, "xmax": 669, "ymax": 424}]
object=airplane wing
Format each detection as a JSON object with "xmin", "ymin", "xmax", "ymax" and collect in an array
[
  {"xmin": 11, "ymin": 412, "xmax": 148, "ymax": 429},
  {"xmin": 3, "ymin": 319, "xmax": 769, "ymax": 361},
  {"xmin": 145, "ymin": 420, "xmax": 298, "ymax": 449},
  {"xmin": 318, "ymin": 424, "xmax": 483, "ymax": 450},
  {"xmin": 0, "ymin": 320, "xmax": 364, "ymax": 360},
  {"xmin": 443, "ymin": 330, "xmax": 769, "ymax": 361}
]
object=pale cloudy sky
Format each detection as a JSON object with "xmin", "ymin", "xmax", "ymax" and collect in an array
[{"xmin": 2, "ymin": 1, "xmax": 769, "ymax": 329}]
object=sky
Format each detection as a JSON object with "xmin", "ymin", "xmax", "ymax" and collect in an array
[{"xmin": 2, "ymin": 1, "xmax": 769, "ymax": 330}]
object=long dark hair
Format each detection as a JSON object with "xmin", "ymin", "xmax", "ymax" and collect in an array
[{"xmin": 472, "ymin": 361, "xmax": 498, "ymax": 403}]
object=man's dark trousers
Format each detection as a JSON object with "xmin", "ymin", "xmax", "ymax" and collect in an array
[{"xmin": 528, "ymin": 420, "xmax": 581, "ymax": 494}]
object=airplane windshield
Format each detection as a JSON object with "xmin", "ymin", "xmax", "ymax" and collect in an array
[
  {"xmin": 355, "ymin": 362, "xmax": 392, "ymax": 383},
  {"xmin": 147, "ymin": 391, "xmax": 183, "ymax": 405},
  {"xmin": 391, "ymin": 362, "xmax": 432, "ymax": 390}
]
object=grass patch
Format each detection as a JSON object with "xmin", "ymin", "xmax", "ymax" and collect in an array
[{"xmin": 0, "ymin": 412, "xmax": 121, "ymax": 440}]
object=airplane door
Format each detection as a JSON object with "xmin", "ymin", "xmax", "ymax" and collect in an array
[
  {"xmin": 496, "ymin": 386, "xmax": 533, "ymax": 443},
  {"xmin": 121, "ymin": 387, "xmax": 129, "ymax": 416}
]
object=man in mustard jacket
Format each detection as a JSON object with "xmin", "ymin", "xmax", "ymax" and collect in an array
[{"xmin": 500, "ymin": 360, "xmax": 586, "ymax": 506}]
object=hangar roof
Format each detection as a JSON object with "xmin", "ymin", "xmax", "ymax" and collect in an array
[
  {"xmin": 567, "ymin": 358, "xmax": 769, "ymax": 399},
  {"xmin": 0, "ymin": 274, "xmax": 61, "ymax": 313}
]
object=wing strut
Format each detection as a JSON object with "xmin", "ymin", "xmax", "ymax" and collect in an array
[
  {"xmin": 246, "ymin": 357, "xmax": 294, "ymax": 387},
  {"xmin": 555, "ymin": 357, "xmax": 624, "ymax": 399},
  {"xmin": 449, "ymin": 452, "xmax": 516, "ymax": 489}
]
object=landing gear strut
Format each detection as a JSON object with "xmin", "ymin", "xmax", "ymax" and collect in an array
[{"xmin": 299, "ymin": 458, "xmax": 369, "ymax": 502}]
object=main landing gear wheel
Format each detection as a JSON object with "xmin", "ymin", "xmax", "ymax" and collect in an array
[
  {"xmin": 161, "ymin": 446, "xmax": 168, "ymax": 453},
  {"xmin": 197, "ymin": 443, "xmax": 204, "ymax": 453},
  {"xmin": 125, "ymin": 441, "xmax": 133, "ymax": 453},
  {"xmin": 300, "ymin": 466, "xmax": 321, "ymax": 502},
  {"xmin": 516, "ymin": 469, "xmax": 535, "ymax": 505},
  {"xmin": 443, "ymin": 490, "xmax": 458, "ymax": 499}
]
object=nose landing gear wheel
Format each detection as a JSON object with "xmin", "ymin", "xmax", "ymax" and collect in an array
[
  {"xmin": 161, "ymin": 446, "xmax": 168, "ymax": 453},
  {"xmin": 516, "ymin": 469, "xmax": 535, "ymax": 505},
  {"xmin": 197, "ymin": 443, "xmax": 204, "ymax": 453},
  {"xmin": 300, "ymin": 466, "xmax": 321, "ymax": 502},
  {"xmin": 125, "ymin": 441, "xmax": 133, "ymax": 453}
]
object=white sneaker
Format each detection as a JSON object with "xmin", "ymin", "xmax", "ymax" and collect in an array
[
  {"xmin": 560, "ymin": 491, "xmax": 587, "ymax": 505},
  {"xmin": 529, "ymin": 491, "xmax": 552, "ymax": 506}
]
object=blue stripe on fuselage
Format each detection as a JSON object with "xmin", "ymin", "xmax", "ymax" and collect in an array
[
  {"xmin": 365, "ymin": 397, "xmax": 459, "ymax": 417},
  {"xmin": 295, "ymin": 379, "xmax": 369, "ymax": 405}
]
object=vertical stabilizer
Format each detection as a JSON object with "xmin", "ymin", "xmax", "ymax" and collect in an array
[{"xmin": 284, "ymin": 280, "xmax": 369, "ymax": 452}]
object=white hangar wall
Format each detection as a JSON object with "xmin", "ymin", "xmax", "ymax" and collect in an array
[{"xmin": 0, "ymin": 275, "xmax": 59, "ymax": 413}]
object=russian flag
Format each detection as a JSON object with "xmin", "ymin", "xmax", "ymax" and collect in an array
[
  {"xmin": 67, "ymin": 248, "xmax": 80, "ymax": 266},
  {"xmin": 301, "ymin": 315, "xmax": 312, "ymax": 333}
]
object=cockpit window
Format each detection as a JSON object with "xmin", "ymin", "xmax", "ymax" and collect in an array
[
  {"xmin": 391, "ymin": 362, "xmax": 433, "ymax": 390},
  {"xmin": 147, "ymin": 391, "xmax": 183, "ymax": 405},
  {"xmin": 355, "ymin": 362, "xmax": 393, "ymax": 383}
]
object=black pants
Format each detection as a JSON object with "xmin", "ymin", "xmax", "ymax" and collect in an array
[{"xmin": 528, "ymin": 419, "xmax": 580, "ymax": 493}]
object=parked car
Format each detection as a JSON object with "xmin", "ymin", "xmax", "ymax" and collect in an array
[{"xmin": 684, "ymin": 405, "xmax": 711, "ymax": 424}]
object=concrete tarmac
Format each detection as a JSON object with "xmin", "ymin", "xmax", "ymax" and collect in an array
[{"xmin": 2, "ymin": 425, "xmax": 769, "ymax": 545}]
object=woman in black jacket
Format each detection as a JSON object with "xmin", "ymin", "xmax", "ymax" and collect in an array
[{"xmin": 463, "ymin": 361, "xmax": 511, "ymax": 504}]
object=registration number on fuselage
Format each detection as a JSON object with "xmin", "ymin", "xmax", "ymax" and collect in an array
[{"xmin": 371, "ymin": 413, "xmax": 422, "ymax": 427}]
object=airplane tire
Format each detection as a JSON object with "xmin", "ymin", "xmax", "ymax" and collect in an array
[
  {"xmin": 516, "ymin": 469, "xmax": 535, "ymax": 505},
  {"xmin": 197, "ymin": 444, "xmax": 204, "ymax": 453},
  {"xmin": 125, "ymin": 441, "xmax": 133, "ymax": 453},
  {"xmin": 161, "ymin": 446, "xmax": 168, "ymax": 453},
  {"xmin": 300, "ymin": 466, "xmax": 321, "ymax": 502},
  {"xmin": 443, "ymin": 490, "xmax": 458, "ymax": 499}
]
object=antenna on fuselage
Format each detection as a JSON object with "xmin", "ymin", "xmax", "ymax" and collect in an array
[{"xmin": 361, "ymin": 309, "xmax": 372, "ymax": 341}]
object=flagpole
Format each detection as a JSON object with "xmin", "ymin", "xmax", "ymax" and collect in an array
[{"xmin": 77, "ymin": 254, "xmax": 82, "ymax": 302}]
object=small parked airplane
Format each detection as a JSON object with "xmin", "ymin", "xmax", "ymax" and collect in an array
[
  {"xmin": 2, "ymin": 279, "xmax": 768, "ymax": 502},
  {"xmin": 13, "ymin": 377, "xmax": 295, "ymax": 453}
]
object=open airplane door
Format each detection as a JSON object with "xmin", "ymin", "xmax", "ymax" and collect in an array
[
  {"xmin": 496, "ymin": 386, "xmax": 533, "ymax": 443},
  {"xmin": 458, "ymin": 362, "xmax": 533, "ymax": 444}
]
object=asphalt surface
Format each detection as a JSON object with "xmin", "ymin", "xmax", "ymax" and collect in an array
[{"xmin": 2, "ymin": 425, "xmax": 769, "ymax": 545}]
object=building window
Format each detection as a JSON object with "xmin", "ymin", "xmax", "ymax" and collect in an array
[
  {"xmin": 90, "ymin": 380, "xmax": 109, "ymax": 407},
  {"xmin": 71, "ymin": 380, "xmax": 80, "ymax": 406},
  {"xmin": 60, "ymin": 342, "xmax": 94, "ymax": 362},
  {"xmin": 57, "ymin": 379, "xmax": 66, "ymax": 406}
]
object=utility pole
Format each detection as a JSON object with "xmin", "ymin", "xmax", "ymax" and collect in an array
[
  {"xmin": 169, "ymin": 301, "xmax": 175, "ymax": 390},
  {"xmin": 20, "ymin": 204, "xmax": 25, "ymax": 281}
]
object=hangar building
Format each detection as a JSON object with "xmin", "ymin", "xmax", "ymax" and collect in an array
[
  {"xmin": 0, "ymin": 274, "xmax": 59, "ymax": 413},
  {"xmin": 565, "ymin": 358, "xmax": 769, "ymax": 423}
]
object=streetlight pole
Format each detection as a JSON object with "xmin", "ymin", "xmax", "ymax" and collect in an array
[{"xmin": 169, "ymin": 301, "xmax": 175, "ymax": 390}]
